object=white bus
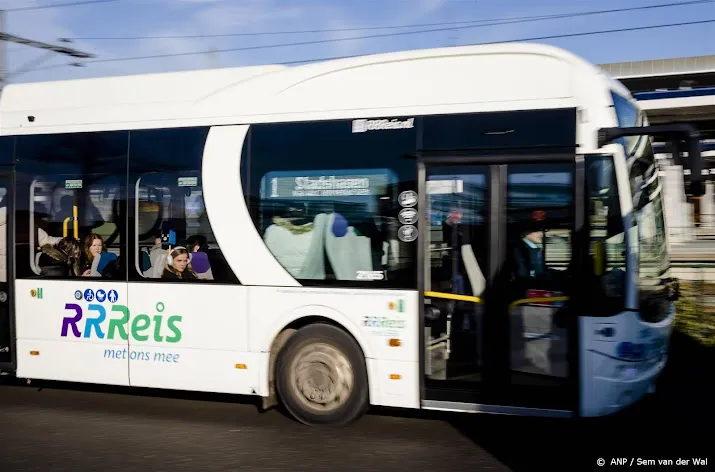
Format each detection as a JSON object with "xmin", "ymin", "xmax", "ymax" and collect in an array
[{"xmin": 0, "ymin": 43, "xmax": 703, "ymax": 425}]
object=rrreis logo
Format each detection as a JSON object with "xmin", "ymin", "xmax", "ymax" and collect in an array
[{"xmin": 352, "ymin": 118, "xmax": 415, "ymax": 133}]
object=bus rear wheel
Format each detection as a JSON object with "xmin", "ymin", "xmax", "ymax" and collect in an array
[{"xmin": 276, "ymin": 323, "xmax": 368, "ymax": 426}]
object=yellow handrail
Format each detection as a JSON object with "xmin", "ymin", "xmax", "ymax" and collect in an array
[
  {"xmin": 509, "ymin": 296, "xmax": 569, "ymax": 310},
  {"xmin": 424, "ymin": 292, "xmax": 569, "ymax": 310},
  {"xmin": 61, "ymin": 205, "xmax": 79, "ymax": 239},
  {"xmin": 73, "ymin": 205, "xmax": 78, "ymax": 239},
  {"xmin": 424, "ymin": 291, "xmax": 481, "ymax": 304}
]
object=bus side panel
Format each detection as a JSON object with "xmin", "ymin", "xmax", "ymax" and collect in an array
[
  {"xmin": 14, "ymin": 279, "xmax": 130, "ymax": 386},
  {"xmin": 249, "ymin": 285, "xmax": 420, "ymax": 409},
  {"xmin": 126, "ymin": 282, "xmax": 257, "ymax": 395}
]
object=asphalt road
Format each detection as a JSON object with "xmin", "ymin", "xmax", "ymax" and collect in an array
[{"xmin": 0, "ymin": 331, "xmax": 711, "ymax": 472}]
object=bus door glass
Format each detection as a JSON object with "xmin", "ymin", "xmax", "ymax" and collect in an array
[
  {"xmin": 420, "ymin": 160, "xmax": 580, "ymax": 412},
  {"xmin": 421, "ymin": 164, "xmax": 490, "ymax": 402},
  {"xmin": 502, "ymin": 162, "xmax": 575, "ymax": 409}
]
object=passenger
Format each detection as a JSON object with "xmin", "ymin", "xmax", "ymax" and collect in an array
[
  {"xmin": 80, "ymin": 233, "xmax": 106, "ymax": 277},
  {"xmin": 185, "ymin": 234, "xmax": 208, "ymax": 254},
  {"xmin": 161, "ymin": 246, "xmax": 197, "ymax": 280},
  {"xmin": 513, "ymin": 230, "xmax": 546, "ymax": 278},
  {"xmin": 39, "ymin": 237, "xmax": 82, "ymax": 277},
  {"xmin": 185, "ymin": 234, "xmax": 213, "ymax": 280}
]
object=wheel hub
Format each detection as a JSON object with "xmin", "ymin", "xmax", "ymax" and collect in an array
[{"xmin": 291, "ymin": 343, "xmax": 354, "ymax": 412}]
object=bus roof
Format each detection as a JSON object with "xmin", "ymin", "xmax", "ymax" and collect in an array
[{"xmin": 0, "ymin": 42, "xmax": 624, "ymax": 135}]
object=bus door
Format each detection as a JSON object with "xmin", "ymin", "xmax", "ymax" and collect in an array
[
  {"xmin": 0, "ymin": 170, "xmax": 14, "ymax": 371},
  {"xmin": 419, "ymin": 157, "xmax": 583, "ymax": 416}
]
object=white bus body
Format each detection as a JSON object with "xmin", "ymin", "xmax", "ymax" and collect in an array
[{"xmin": 0, "ymin": 43, "xmax": 698, "ymax": 425}]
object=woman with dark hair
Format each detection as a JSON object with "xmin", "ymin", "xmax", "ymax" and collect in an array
[
  {"xmin": 185, "ymin": 234, "xmax": 208, "ymax": 253},
  {"xmin": 80, "ymin": 233, "xmax": 106, "ymax": 277}
]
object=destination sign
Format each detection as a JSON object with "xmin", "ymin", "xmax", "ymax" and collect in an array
[{"xmin": 264, "ymin": 170, "xmax": 394, "ymax": 199}]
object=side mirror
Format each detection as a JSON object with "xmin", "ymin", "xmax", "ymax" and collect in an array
[{"xmin": 597, "ymin": 124, "xmax": 704, "ymax": 196}]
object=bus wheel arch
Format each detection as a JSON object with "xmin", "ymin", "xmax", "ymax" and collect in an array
[{"xmin": 264, "ymin": 316, "xmax": 370, "ymax": 426}]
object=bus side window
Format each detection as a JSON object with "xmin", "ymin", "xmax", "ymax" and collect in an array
[
  {"xmin": 129, "ymin": 127, "xmax": 238, "ymax": 284},
  {"xmin": 134, "ymin": 171, "xmax": 237, "ymax": 283},
  {"xmin": 244, "ymin": 120, "xmax": 418, "ymax": 289},
  {"xmin": 15, "ymin": 132, "xmax": 128, "ymax": 280}
]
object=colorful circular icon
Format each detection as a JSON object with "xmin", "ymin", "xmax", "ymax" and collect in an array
[
  {"xmin": 108, "ymin": 290, "xmax": 119, "ymax": 304},
  {"xmin": 30, "ymin": 289, "xmax": 37, "ymax": 297},
  {"xmin": 83, "ymin": 289, "xmax": 94, "ymax": 302},
  {"xmin": 96, "ymin": 289, "xmax": 106, "ymax": 303},
  {"xmin": 156, "ymin": 302, "xmax": 165, "ymax": 312},
  {"xmin": 74, "ymin": 290, "xmax": 82, "ymax": 300}
]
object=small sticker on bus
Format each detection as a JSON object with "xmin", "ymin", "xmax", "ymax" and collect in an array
[
  {"xmin": 356, "ymin": 270, "xmax": 385, "ymax": 281},
  {"xmin": 178, "ymin": 177, "xmax": 198, "ymax": 187},
  {"xmin": 65, "ymin": 179, "xmax": 83, "ymax": 189}
]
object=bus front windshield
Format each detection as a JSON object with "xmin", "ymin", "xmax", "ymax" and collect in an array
[{"xmin": 611, "ymin": 91, "xmax": 671, "ymax": 316}]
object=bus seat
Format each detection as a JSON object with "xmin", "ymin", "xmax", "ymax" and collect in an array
[
  {"xmin": 190, "ymin": 251, "xmax": 214, "ymax": 280},
  {"xmin": 91, "ymin": 252, "xmax": 118, "ymax": 277},
  {"xmin": 191, "ymin": 251, "xmax": 210, "ymax": 273},
  {"xmin": 149, "ymin": 248, "xmax": 168, "ymax": 278},
  {"xmin": 461, "ymin": 244, "xmax": 486, "ymax": 297},
  {"xmin": 325, "ymin": 212, "xmax": 373, "ymax": 280},
  {"xmin": 140, "ymin": 250, "xmax": 151, "ymax": 273},
  {"xmin": 263, "ymin": 212, "xmax": 327, "ymax": 279},
  {"xmin": 206, "ymin": 248, "xmax": 229, "ymax": 280}
]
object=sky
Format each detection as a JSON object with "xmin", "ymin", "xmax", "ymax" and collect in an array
[{"xmin": 1, "ymin": 0, "xmax": 714, "ymax": 83}]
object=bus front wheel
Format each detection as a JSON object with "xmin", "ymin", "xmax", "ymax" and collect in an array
[{"xmin": 276, "ymin": 323, "xmax": 368, "ymax": 426}]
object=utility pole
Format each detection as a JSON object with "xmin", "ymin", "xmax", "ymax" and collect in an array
[{"xmin": 0, "ymin": 9, "xmax": 94, "ymax": 90}]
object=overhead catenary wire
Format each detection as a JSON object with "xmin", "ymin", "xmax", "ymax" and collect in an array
[
  {"xmin": 3, "ymin": 0, "xmax": 118, "ymax": 12},
  {"xmin": 24, "ymin": 17, "xmax": 715, "ymax": 74},
  {"xmin": 64, "ymin": 0, "xmax": 715, "ymax": 40}
]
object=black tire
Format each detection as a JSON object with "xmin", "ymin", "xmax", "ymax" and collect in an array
[{"xmin": 276, "ymin": 323, "xmax": 368, "ymax": 426}]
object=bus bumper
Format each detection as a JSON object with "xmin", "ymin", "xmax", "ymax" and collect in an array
[{"xmin": 582, "ymin": 351, "xmax": 667, "ymax": 417}]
